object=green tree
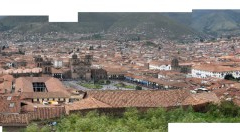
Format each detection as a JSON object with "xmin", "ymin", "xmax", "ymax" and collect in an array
[
  {"xmin": 25, "ymin": 123, "xmax": 39, "ymax": 132},
  {"xmin": 124, "ymin": 107, "xmax": 139, "ymax": 120},
  {"xmin": 40, "ymin": 126, "xmax": 51, "ymax": 132},
  {"xmin": 145, "ymin": 108, "xmax": 168, "ymax": 130},
  {"xmin": 224, "ymin": 74, "xmax": 236, "ymax": 81},
  {"xmin": 106, "ymin": 80, "xmax": 111, "ymax": 84},
  {"xmin": 24, "ymin": 101, "xmax": 240, "ymax": 132},
  {"xmin": 123, "ymin": 108, "xmax": 140, "ymax": 131},
  {"xmin": 135, "ymin": 86, "xmax": 142, "ymax": 90},
  {"xmin": 219, "ymin": 101, "xmax": 239, "ymax": 117}
]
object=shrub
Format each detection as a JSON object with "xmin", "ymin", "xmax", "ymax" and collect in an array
[
  {"xmin": 106, "ymin": 80, "xmax": 111, "ymax": 84},
  {"xmin": 26, "ymin": 123, "xmax": 39, "ymax": 132},
  {"xmin": 135, "ymin": 86, "xmax": 142, "ymax": 90}
]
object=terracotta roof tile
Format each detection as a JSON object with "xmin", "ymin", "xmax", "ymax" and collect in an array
[
  {"xmin": 0, "ymin": 96, "xmax": 21, "ymax": 114},
  {"xmin": 193, "ymin": 64, "xmax": 240, "ymax": 72},
  {"xmin": 66, "ymin": 90, "xmax": 220, "ymax": 111},
  {"xmin": 15, "ymin": 77, "xmax": 70, "ymax": 98},
  {"xmin": 66, "ymin": 97, "xmax": 111, "ymax": 113},
  {"xmin": 86, "ymin": 90, "xmax": 190, "ymax": 108}
]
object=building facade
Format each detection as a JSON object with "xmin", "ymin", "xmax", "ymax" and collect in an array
[
  {"xmin": 70, "ymin": 53, "xmax": 92, "ymax": 80},
  {"xmin": 192, "ymin": 64, "xmax": 240, "ymax": 79}
]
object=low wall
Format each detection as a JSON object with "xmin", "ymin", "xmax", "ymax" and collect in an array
[{"xmin": 0, "ymin": 106, "xmax": 65, "ymax": 126}]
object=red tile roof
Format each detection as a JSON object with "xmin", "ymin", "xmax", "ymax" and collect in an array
[
  {"xmin": 66, "ymin": 90, "xmax": 219, "ymax": 112},
  {"xmin": 0, "ymin": 96, "xmax": 21, "ymax": 114},
  {"xmin": 193, "ymin": 64, "xmax": 240, "ymax": 72},
  {"xmin": 15, "ymin": 77, "xmax": 70, "ymax": 98},
  {"xmin": 92, "ymin": 90, "xmax": 187, "ymax": 108},
  {"xmin": 65, "ymin": 97, "xmax": 112, "ymax": 114}
]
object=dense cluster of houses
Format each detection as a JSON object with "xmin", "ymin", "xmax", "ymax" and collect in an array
[
  {"xmin": 2, "ymin": 37, "xmax": 240, "ymax": 126},
  {"xmin": 0, "ymin": 76, "xmax": 221, "ymax": 126}
]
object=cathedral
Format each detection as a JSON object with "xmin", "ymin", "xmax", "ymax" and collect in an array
[
  {"xmin": 70, "ymin": 53, "xmax": 93, "ymax": 80},
  {"xmin": 34, "ymin": 53, "xmax": 93, "ymax": 80}
]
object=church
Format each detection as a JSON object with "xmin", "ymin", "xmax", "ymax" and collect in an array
[
  {"xmin": 34, "ymin": 52, "xmax": 93, "ymax": 81},
  {"xmin": 70, "ymin": 53, "xmax": 93, "ymax": 80}
]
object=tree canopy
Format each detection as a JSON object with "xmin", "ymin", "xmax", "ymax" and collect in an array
[
  {"xmin": 25, "ymin": 101, "xmax": 240, "ymax": 132},
  {"xmin": 224, "ymin": 74, "xmax": 236, "ymax": 81}
]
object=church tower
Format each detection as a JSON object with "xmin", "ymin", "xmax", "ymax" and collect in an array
[
  {"xmin": 35, "ymin": 55, "xmax": 43, "ymax": 68},
  {"xmin": 171, "ymin": 57, "xmax": 179, "ymax": 67},
  {"xmin": 84, "ymin": 54, "xmax": 93, "ymax": 81},
  {"xmin": 84, "ymin": 54, "xmax": 93, "ymax": 66},
  {"xmin": 70, "ymin": 53, "xmax": 79, "ymax": 79},
  {"xmin": 171, "ymin": 57, "xmax": 179, "ymax": 71},
  {"xmin": 42, "ymin": 59, "xmax": 52, "ymax": 74}
]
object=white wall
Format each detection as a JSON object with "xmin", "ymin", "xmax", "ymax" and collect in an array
[
  {"xmin": 192, "ymin": 69, "xmax": 240, "ymax": 79},
  {"xmin": 149, "ymin": 64, "xmax": 171, "ymax": 70},
  {"xmin": 54, "ymin": 60, "xmax": 63, "ymax": 68}
]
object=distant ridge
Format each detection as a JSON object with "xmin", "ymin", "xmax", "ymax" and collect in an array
[
  {"xmin": 165, "ymin": 10, "xmax": 240, "ymax": 37},
  {"xmin": 1, "ymin": 11, "xmax": 240, "ymax": 40},
  {"xmin": 191, "ymin": 10, "xmax": 240, "ymax": 37},
  {"xmin": 0, "ymin": 13, "xmax": 200, "ymax": 41}
]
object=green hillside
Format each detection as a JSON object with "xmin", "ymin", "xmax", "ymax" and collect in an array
[
  {"xmin": 107, "ymin": 13, "xmax": 198, "ymax": 40},
  {"xmin": 191, "ymin": 10, "xmax": 240, "ymax": 37},
  {"xmin": 164, "ymin": 10, "xmax": 240, "ymax": 37},
  {"xmin": 1, "ymin": 11, "xmax": 240, "ymax": 39},
  {"xmin": 163, "ymin": 12, "xmax": 192, "ymax": 26},
  {"xmin": 0, "ymin": 13, "xmax": 200, "ymax": 40},
  {"xmin": 0, "ymin": 14, "xmax": 120, "ymax": 33}
]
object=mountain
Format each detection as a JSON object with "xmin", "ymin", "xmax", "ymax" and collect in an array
[
  {"xmin": 1, "ymin": 11, "xmax": 240, "ymax": 40},
  {"xmin": 0, "ymin": 13, "xmax": 200, "ymax": 41},
  {"xmin": 106, "ymin": 13, "xmax": 198, "ymax": 40},
  {"xmin": 190, "ymin": 10, "xmax": 240, "ymax": 37},
  {"xmin": 164, "ymin": 10, "xmax": 240, "ymax": 37},
  {"xmin": 0, "ymin": 14, "xmax": 118, "ymax": 33},
  {"xmin": 162, "ymin": 13, "xmax": 192, "ymax": 26},
  {"xmin": 0, "ymin": 16, "xmax": 48, "ymax": 32}
]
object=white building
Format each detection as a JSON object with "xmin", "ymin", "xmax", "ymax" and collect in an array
[
  {"xmin": 53, "ymin": 60, "xmax": 63, "ymax": 68},
  {"xmin": 6, "ymin": 62, "xmax": 14, "ymax": 67},
  {"xmin": 149, "ymin": 61, "xmax": 171, "ymax": 71},
  {"xmin": 192, "ymin": 64, "xmax": 240, "ymax": 79}
]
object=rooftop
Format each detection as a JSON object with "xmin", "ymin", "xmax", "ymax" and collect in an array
[
  {"xmin": 15, "ymin": 77, "xmax": 70, "ymax": 98},
  {"xmin": 66, "ymin": 90, "xmax": 219, "ymax": 112}
]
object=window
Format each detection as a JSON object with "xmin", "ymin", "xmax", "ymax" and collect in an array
[
  {"xmin": 7, "ymin": 96, "xmax": 12, "ymax": 100},
  {"xmin": 32, "ymin": 82, "xmax": 47, "ymax": 92},
  {"xmin": 9, "ymin": 103, "xmax": 15, "ymax": 107}
]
